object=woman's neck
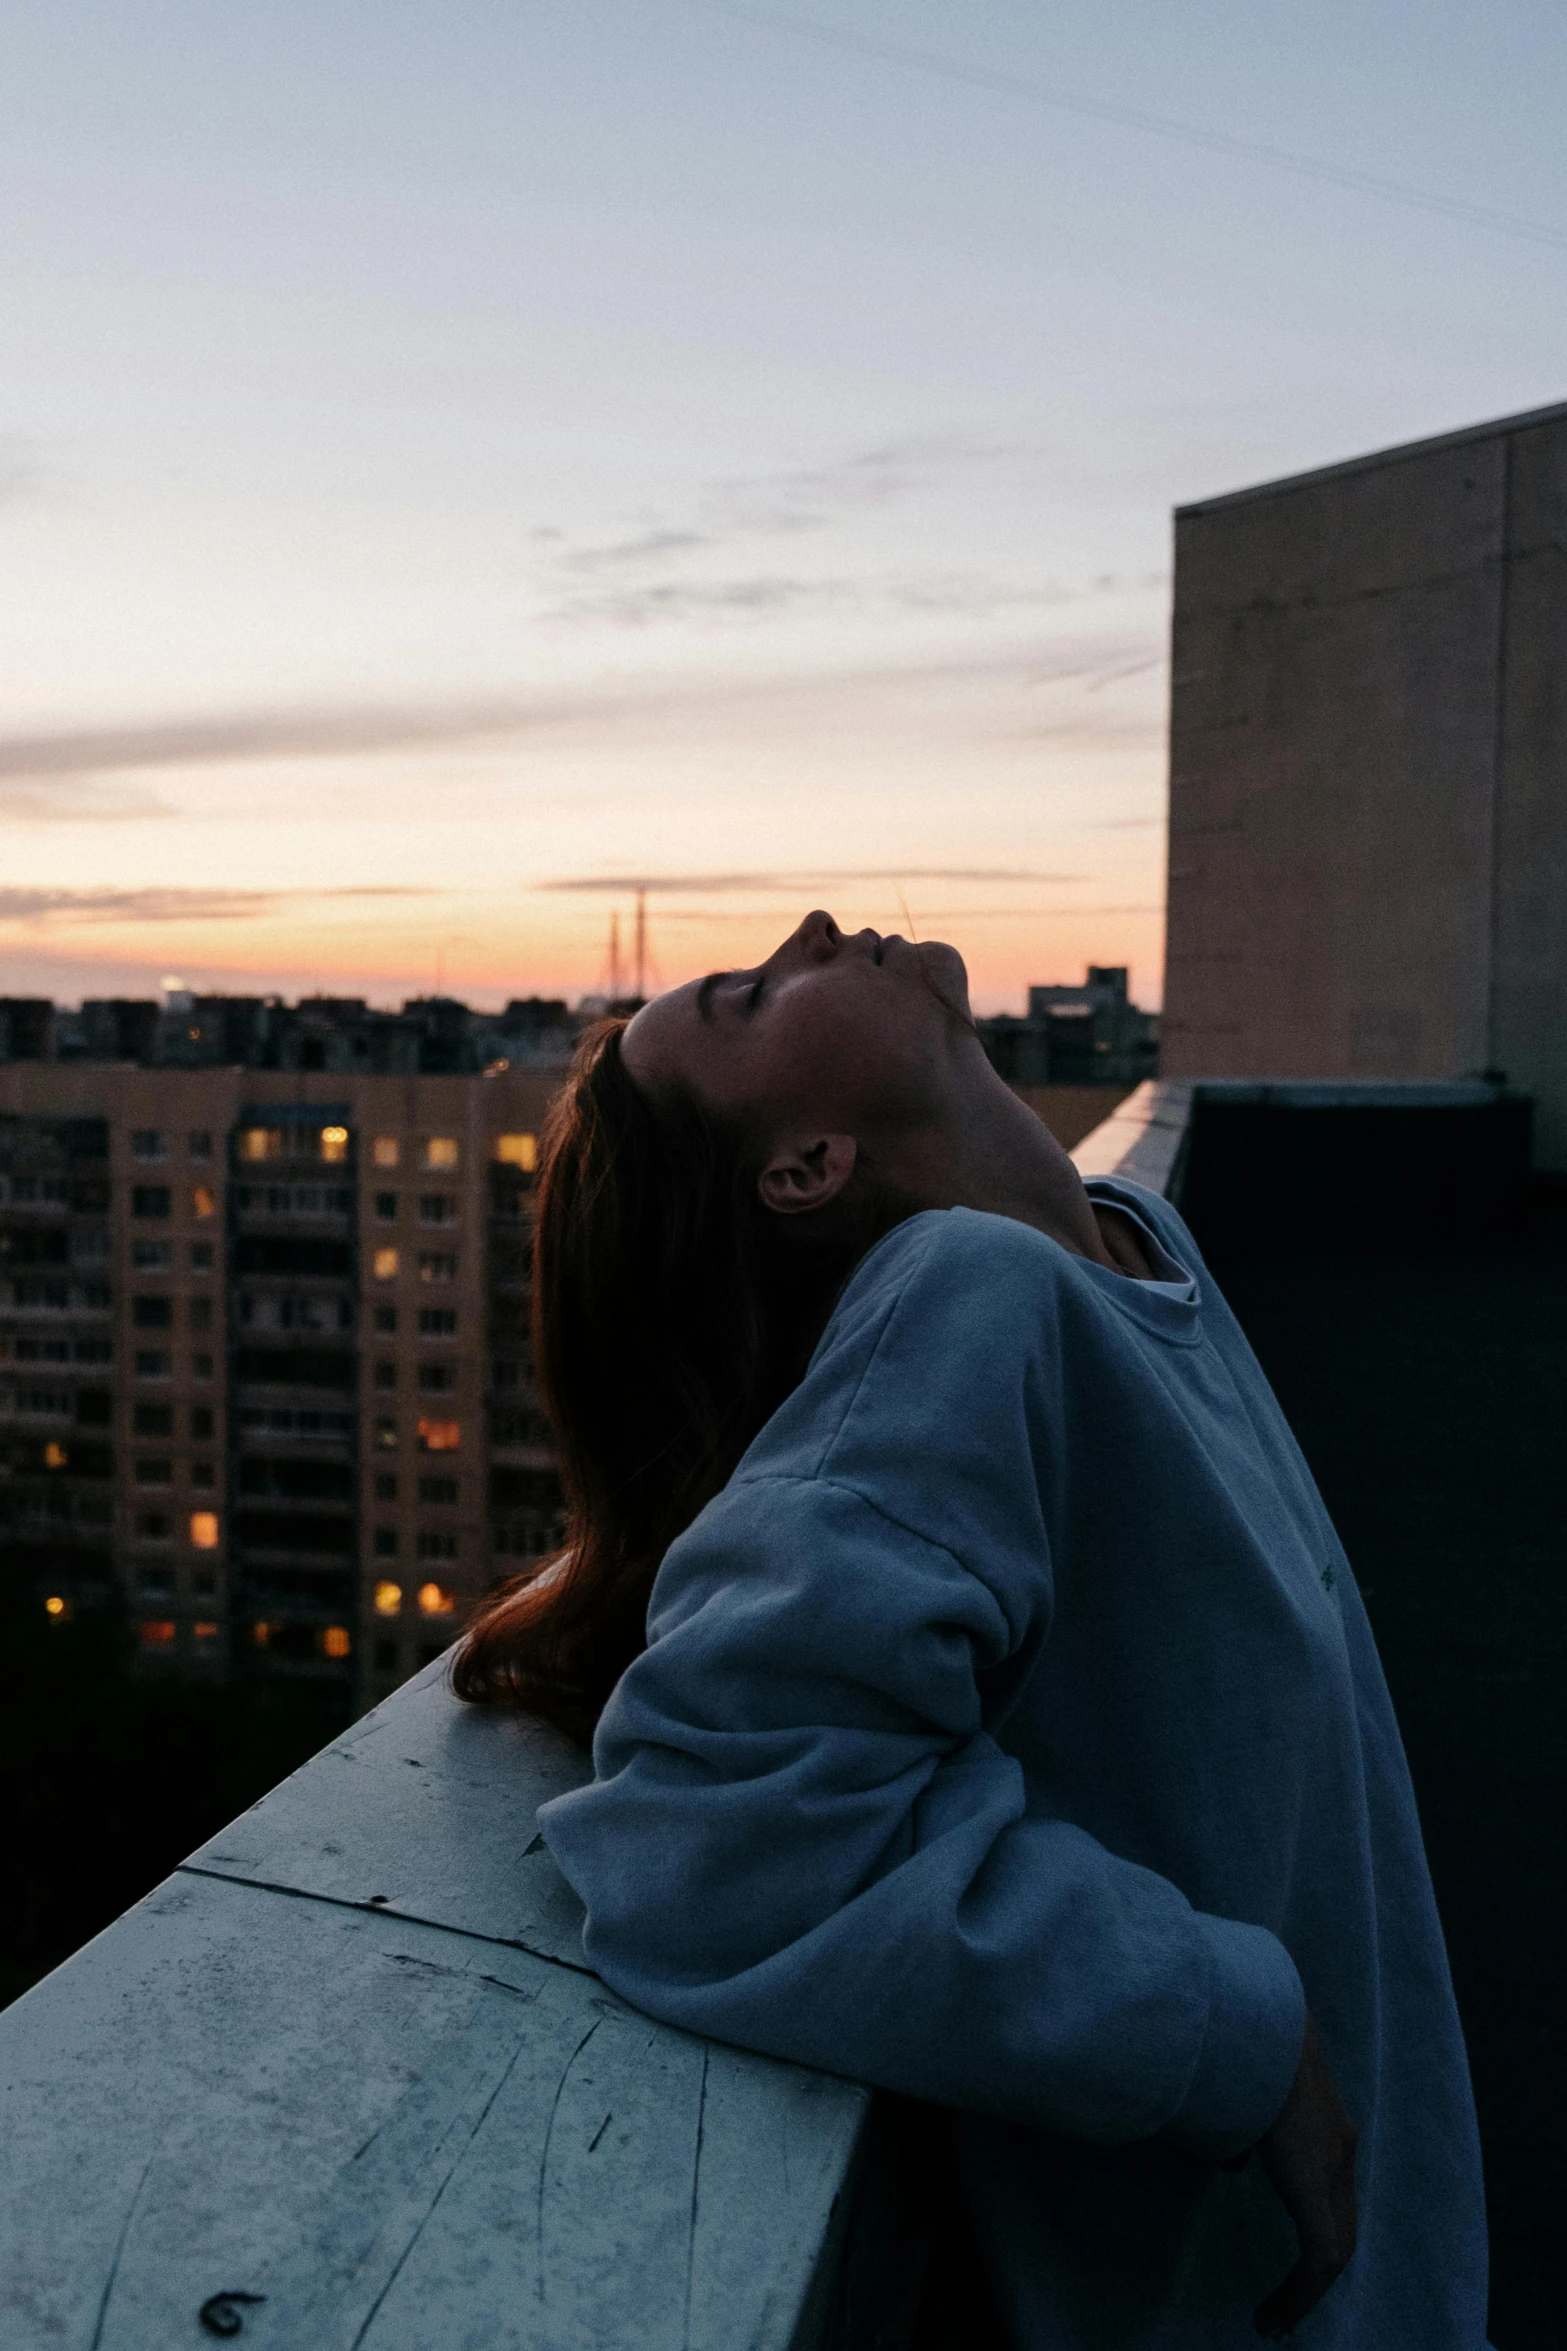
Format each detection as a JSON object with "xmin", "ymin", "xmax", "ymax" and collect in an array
[{"xmin": 871, "ymin": 1053, "xmax": 1138, "ymax": 1274}]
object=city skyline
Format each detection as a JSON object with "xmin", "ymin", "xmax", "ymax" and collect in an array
[{"xmin": 4, "ymin": 1, "xmax": 1565, "ymax": 1013}]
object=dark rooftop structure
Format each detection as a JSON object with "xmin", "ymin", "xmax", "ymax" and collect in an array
[{"xmin": 36, "ymin": 990, "xmax": 583, "ymax": 1076}]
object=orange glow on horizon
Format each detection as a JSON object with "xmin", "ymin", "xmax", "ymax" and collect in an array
[{"xmin": 0, "ymin": 896, "xmax": 1166, "ymax": 1017}]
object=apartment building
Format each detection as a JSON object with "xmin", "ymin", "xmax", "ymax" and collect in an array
[{"xmin": 0, "ymin": 1065, "xmax": 563, "ymax": 1710}]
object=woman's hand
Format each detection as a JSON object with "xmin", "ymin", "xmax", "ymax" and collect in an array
[{"xmin": 1252, "ymin": 2013, "xmax": 1359, "ymax": 2339}]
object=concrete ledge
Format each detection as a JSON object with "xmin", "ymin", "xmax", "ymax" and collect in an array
[
  {"xmin": 1070, "ymin": 1079, "xmax": 1195, "ymax": 1196},
  {"xmin": 0, "ymin": 1660, "xmax": 874, "ymax": 2349},
  {"xmin": 1071, "ymin": 1076, "xmax": 1534, "ymax": 1236}
]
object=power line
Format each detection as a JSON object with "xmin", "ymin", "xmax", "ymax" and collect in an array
[{"xmin": 680, "ymin": 0, "xmax": 1567, "ymax": 255}]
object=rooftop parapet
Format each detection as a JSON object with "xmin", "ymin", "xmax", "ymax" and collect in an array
[{"xmin": 0, "ymin": 1658, "xmax": 876, "ymax": 2349}]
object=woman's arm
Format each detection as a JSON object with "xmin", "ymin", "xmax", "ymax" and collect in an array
[{"xmin": 539, "ymin": 1470, "xmax": 1305, "ymax": 2159}]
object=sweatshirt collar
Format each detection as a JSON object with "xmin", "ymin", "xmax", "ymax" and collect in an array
[{"xmin": 1077, "ymin": 1177, "xmax": 1205, "ymax": 1346}]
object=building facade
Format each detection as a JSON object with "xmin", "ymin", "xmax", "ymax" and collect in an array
[
  {"xmin": 1163, "ymin": 398, "xmax": 1567, "ymax": 1167},
  {"xmin": 978, "ymin": 966, "xmax": 1159, "ymax": 1089},
  {"xmin": 0, "ymin": 1066, "xmax": 563, "ymax": 1711}
]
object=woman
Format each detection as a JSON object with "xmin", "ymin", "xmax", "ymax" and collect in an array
[{"xmin": 456, "ymin": 911, "xmax": 1486, "ymax": 2348}]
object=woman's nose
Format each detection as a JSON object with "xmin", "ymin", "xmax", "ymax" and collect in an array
[{"xmin": 797, "ymin": 909, "xmax": 841, "ymax": 960}]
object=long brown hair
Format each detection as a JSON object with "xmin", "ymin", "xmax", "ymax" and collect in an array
[{"xmin": 453, "ymin": 1019, "xmax": 879, "ymax": 1744}]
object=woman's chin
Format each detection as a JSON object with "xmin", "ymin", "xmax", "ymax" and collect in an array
[{"xmin": 917, "ymin": 937, "xmax": 971, "ymax": 1018}]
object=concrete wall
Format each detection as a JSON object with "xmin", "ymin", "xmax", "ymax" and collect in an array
[{"xmin": 1163, "ymin": 400, "xmax": 1567, "ymax": 1167}]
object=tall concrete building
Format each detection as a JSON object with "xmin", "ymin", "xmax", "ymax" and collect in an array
[
  {"xmin": 1163, "ymin": 398, "xmax": 1567, "ymax": 1166},
  {"xmin": 0, "ymin": 1067, "xmax": 564, "ymax": 1710}
]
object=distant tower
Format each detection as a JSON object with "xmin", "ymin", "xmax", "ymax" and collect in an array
[
  {"xmin": 634, "ymin": 890, "xmax": 647, "ymax": 1003},
  {"xmin": 608, "ymin": 911, "xmax": 621, "ymax": 1002}
]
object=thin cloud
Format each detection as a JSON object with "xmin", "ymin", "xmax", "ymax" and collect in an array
[
  {"xmin": 546, "ymin": 570, "xmax": 1115, "ymax": 629},
  {"xmin": 560, "ymin": 528, "xmax": 713, "ymax": 572},
  {"xmin": 538, "ymin": 866, "xmax": 1082, "ymax": 894},
  {"xmin": 0, "ymin": 887, "xmax": 279, "ymax": 925},
  {"xmin": 704, "ymin": 432, "xmax": 1030, "ymax": 536},
  {"xmin": 0, "ymin": 702, "xmax": 561, "ymax": 786},
  {"xmin": 0, "ymin": 777, "xmax": 174, "ymax": 822},
  {"xmin": 548, "ymin": 574, "xmax": 865, "ymax": 626},
  {"xmin": 0, "ymin": 885, "xmax": 436, "ymax": 926},
  {"xmin": 0, "ymin": 634, "xmax": 1164, "ymax": 790},
  {"xmin": 652, "ymin": 902, "xmax": 1159, "ymax": 924},
  {"xmin": 0, "ymin": 434, "xmax": 43, "ymax": 505},
  {"xmin": 548, "ymin": 433, "xmax": 1040, "ymax": 574}
]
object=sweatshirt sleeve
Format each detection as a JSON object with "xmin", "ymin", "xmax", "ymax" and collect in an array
[{"xmin": 538, "ymin": 1465, "xmax": 1305, "ymax": 2158}]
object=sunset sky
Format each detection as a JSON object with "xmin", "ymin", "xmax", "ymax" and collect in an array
[{"xmin": 4, "ymin": 1, "xmax": 1564, "ymax": 1013}]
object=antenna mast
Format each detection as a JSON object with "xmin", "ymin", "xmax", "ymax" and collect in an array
[
  {"xmin": 608, "ymin": 910, "xmax": 621, "ymax": 1001},
  {"xmin": 634, "ymin": 889, "xmax": 647, "ymax": 1002}
]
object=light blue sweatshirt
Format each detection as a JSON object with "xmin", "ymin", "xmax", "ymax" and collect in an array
[{"xmin": 540, "ymin": 1181, "xmax": 1487, "ymax": 2347}]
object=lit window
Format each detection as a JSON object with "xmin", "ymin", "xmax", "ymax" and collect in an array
[
  {"xmin": 43, "ymin": 1440, "xmax": 68, "ymax": 1470},
  {"xmin": 321, "ymin": 1126, "xmax": 350, "ymax": 1165},
  {"xmin": 192, "ymin": 1185, "xmax": 217, "ymax": 1219},
  {"xmin": 321, "ymin": 1624, "xmax": 352, "ymax": 1659},
  {"xmin": 193, "ymin": 1621, "xmax": 220, "ymax": 1642},
  {"xmin": 416, "ymin": 1418, "xmax": 460, "ymax": 1453},
  {"xmin": 374, "ymin": 1580, "xmax": 403, "ymax": 1616},
  {"xmin": 373, "ymin": 1136, "xmax": 400, "ymax": 1169},
  {"xmin": 237, "ymin": 1127, "xmax": 281, "ymax": 1162},
  {"xmin": 139, "ymin": 1620, "xmax": 177, "ymax": 1647},
  {"xmin": 374, "ymin": 1417, "xmax": 398, "ymax": 1451},
  {"xmin": 494, "ymin": 1133, "xmax": 537, "ymax": 1171},
  {"xmin": 252, "ymin": 1621, "xmax": 273, "ymax": 1648},
  {"xmin": 189, "ymin": 1510, "xmax": 220, "ymax": 1550},
  {"xmin": 373, "ymin": 1247, "xmax": 399, "ymax": 1281},
  {"xmin": 424, "ymin": 1137, "xmax": 459, "ymax": 1170},
  {"xmin": 44, "ymin": 1594, "xmax": 68, "ymax": 1620},
  {"xmin": 416, "ymin": 1582, "xmax": 455, "ymax": 1616}
]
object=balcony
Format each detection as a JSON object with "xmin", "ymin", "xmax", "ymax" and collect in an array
[
  {"xmin": 232, "ymin": 1181, "xmax": 355, "ymax": 1228},
  {"xmin": 236, "ymin": 1403, "xmax": 356, "ymax": 1450}
]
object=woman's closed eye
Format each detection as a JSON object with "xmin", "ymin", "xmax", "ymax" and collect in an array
[{"xmin": 745, "ymin": 970, "xmax": 769, "ymax": 1013}]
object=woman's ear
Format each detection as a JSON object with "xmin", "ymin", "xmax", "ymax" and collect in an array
[{"xmin": 757, "ymin": 1134, "xmax": 858, "ymax": 1217}]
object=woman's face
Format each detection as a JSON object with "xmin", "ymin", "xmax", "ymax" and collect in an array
[{"xmin": 621, "ymin": 909, "xmax": 976, "ymax": 1142}]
